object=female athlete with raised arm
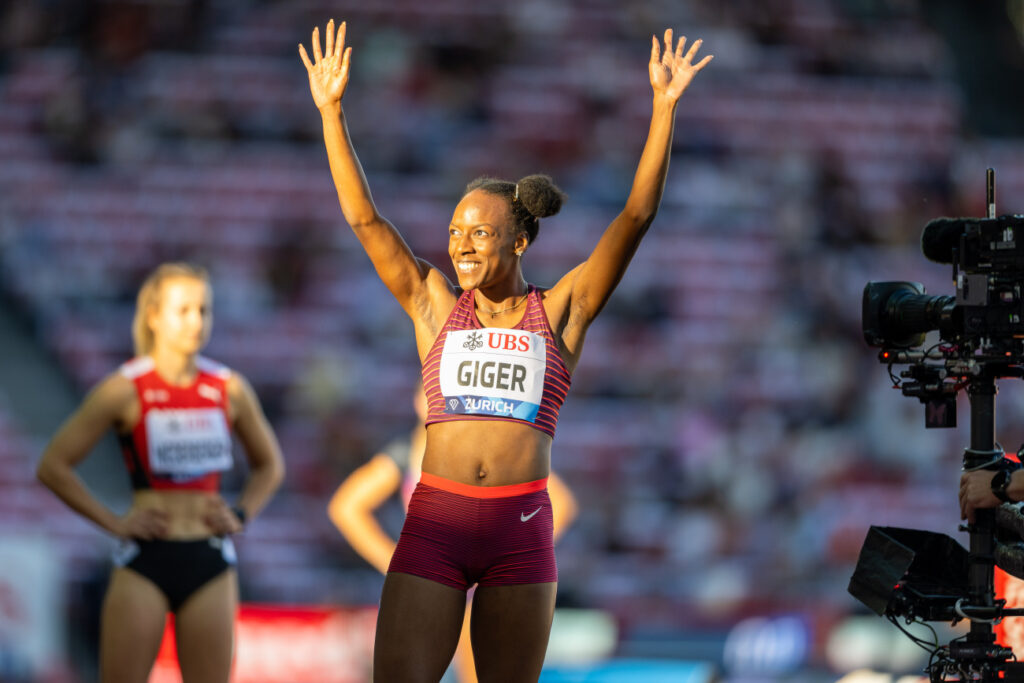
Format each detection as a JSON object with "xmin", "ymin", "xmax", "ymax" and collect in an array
[{"xmin": 300, "ymin": 21, "xmax": 710, "ymax": 682}]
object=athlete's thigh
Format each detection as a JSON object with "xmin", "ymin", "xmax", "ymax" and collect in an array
[
  {"xmin": 469, "ymin": 582, "xmax": 557, "ymax": 683},
  {"xmin": 100, "ymin": 568, "xmax": 170, "ymax": 683},
  {"xmin": 374, "ymin": 572, "xmax": 468, "ymax": 683},
  {"xmin": 174, "ymin": 569, "xmax": 238, "ymax": 683}
]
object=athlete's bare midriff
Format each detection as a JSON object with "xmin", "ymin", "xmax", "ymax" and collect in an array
[
  {"xmin": 421, "ymin": 420, "xmax": 552, "ymax": 486},
  {"xmin": 130, "ymin": 489, "xmax": 221, "ymax": 539}
]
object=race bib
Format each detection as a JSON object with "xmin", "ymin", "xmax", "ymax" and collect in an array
[
  {"xmin": 439, "ymin": 329, "xmax": 546, "ymax": 421},
  {"xmin": 146, "ymin": 408, "xmax": 232, "ymax": 476}
]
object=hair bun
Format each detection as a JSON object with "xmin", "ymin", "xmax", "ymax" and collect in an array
[{"xmin": 516, "ymin": 174, "xmax": 567, "ymax": 219}]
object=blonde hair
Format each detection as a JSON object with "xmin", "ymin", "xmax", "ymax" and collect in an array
[{"xmin": 131, "ymin": 262, "xmax": 210, "ymax": 356}]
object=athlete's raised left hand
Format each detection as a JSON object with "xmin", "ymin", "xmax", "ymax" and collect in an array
[
  {"xmin": 299, "ymin": 19, "xmax": 352, "ymax": 112},
  {"xmin": 649, "ymin": 29, "xmax": 712, "ymax": 103}
]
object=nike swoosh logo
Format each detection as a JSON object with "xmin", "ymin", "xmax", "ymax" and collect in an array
[{"xmin": 521, "ymin": 507, "xmax": 542, "ymax": 522}]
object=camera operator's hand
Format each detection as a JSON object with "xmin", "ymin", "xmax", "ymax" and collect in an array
[{"xmin": 960, "ymin": 469, "xmax": 1011, "ymax": 524}]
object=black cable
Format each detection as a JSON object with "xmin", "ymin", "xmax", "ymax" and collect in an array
[
  {"xmin": 889, "ymin": 363, "xmax": 901, "ymax": 387},
  {"xmin": 888, "ymin": 615, "xmax": 940, "ymax": 654},
  {"xmin": 926, "ymin": 645, "xmax": 952, "ymax": 683},
  {"xmin": 924, "ymin": 341, "xmax": 945, "ymax": 359}
]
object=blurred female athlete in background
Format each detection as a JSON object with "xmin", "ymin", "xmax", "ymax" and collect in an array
[
  {"xmin": 328, "ymin": 383, "xmax": 577, "ymax": 682},
  {"xmin": 37, "ymin": 262, "xmax": 285, "ymax": 683},
  {"xmin": 301, "ymin": 19, "xmax": 710, "ymax": 681}
]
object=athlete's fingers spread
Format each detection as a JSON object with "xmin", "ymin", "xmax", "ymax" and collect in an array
[
  {"xmin": 128, "ymin": 513, "xmax": 164, "ymax": 540},
  {"xmin": 651, "ymin": 35, "xmax": 659, "ymax": 64},
  {"xmin": 202, "ymin": 498, "xmax": 241, "ymax": 533},
  {"xmin": 342, "ymin": 46, "xmax": 352, "ymax": 72},
  {"xmin": 684, "ymin": 38, "xmax": 703, "ymax": 63},
  {"xmin": 202, "ymin": 512, "xmax": 224, "ymax": 532},
  {"xmin": 312, "ymin": 26, "xmax": 323, "ymax": 63},
  {"xmin": 325, "ymin": 18, "xmax": 335, "ymax": 59},
  {"xmin": 298, "ymin": 43, "xmax": 313, "ymax": 71},
  {"xmin": 675, "ymin": 35, "xmax": 686, "ymax": 60},
  {"xmin": 337, "ymin": 20, "xmax": 347, "ymax": 57},
  {"xmin": 205, "ymin": 512, "xmax": 240, "ymax": 534},
  {"xmin": 202, "ymin": 504, "xmax": 224, "ymax": 523},
  {"xmin": 693, "ymin": 54, "xmax": 713, "ymax": 71},
  {"xmin": 663, "ymin": 29, "xmax": 673, "ymax": 62},
  {"xmin": 142, "ymin": 509, "xmax": 169, "ymax": 537},
  {"xmin": 148, "ymin": 523, "xmax": 168, "ymax": 539},
  {"xmin": 205, "ymin": 496, "xmax": 230, "ymax": 515}
]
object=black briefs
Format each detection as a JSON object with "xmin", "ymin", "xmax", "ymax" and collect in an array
[{"xmin": 113, "ymin": 537, "xmax": 237, "ymax": 611}]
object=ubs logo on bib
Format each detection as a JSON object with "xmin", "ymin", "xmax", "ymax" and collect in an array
[{"xmin": 439, "ymin": 328, "xmax": 546, "ymax": 423}]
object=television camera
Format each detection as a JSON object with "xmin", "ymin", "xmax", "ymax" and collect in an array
[{"xmin": 852, "ymin": 170, "xmax": 1024, "ymax": 681}]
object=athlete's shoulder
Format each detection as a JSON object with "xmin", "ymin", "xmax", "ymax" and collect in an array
[
  {"xmin": 529, "ymin": 282, "xmax": 550, "ymax": 299},
  {"xmin": 118, "ymin": 356, "xmax": 155, "ymax": 380},
  {"xmin": 222, "ymin": 367, "xmax": 265, "ymax": 423},
  {"xmin": 88, "ymin": 367, "xmax": 140, "ymax": 415},
  {"xmin": 197, "ymin": 355, "xmax": 232, "ymax": 380}
]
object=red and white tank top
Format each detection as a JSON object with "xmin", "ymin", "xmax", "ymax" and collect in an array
[
  {"xmin": 118, "ymin": 355, "xmax": 233, "ymax": 492},
  {"xmin": 422, "ymin": 285, "xmax": 571, "ymax": 438}
]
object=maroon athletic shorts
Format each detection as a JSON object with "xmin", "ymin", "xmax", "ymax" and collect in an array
[{"xmin": 387, "ymin": 472, "xmax": 557, "ymax": 591}]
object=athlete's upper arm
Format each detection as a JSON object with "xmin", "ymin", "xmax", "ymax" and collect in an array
[
  {"xmin": 541, "ymin": 263, "xmax": 590, "ymax": 370},
  {"xmin": 40, "ymin": 372, "xmax": 136, "ymax": 469},
  {"xmin": 328, "ymin": 454, "xmax": 402, "ymax": 522},
  {"xmin": 227, "ymin": 372, "xmax": 284, "ymax": 474},
  {"xmin": 363, "ymin": 225, "xmax": 432, "ymax": 311},
  {"xmin": 547, "ymin": 469, "xmax": 579, "ymax": 541},
  {"xmin": 353, "ymin": 216, "xmax": 458, "ymax": 328},
  {"xmin": 573, "ymin": 208, "xmax": 653, "ymax": 306},
  {"xmin": 412, "ymin": 262, "xmax": 460, "ymax": 358}
]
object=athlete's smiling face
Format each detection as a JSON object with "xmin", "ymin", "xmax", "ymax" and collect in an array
[
  {"xmin": 448, "ymin": 189, "xmax": 528, "ymax": 291},
  {"xmin": 149, "ymin": 276, "xmax": 213, "ymax": 356}
]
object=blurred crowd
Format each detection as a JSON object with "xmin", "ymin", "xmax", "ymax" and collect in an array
[{"xmin": 2, "ymin": 0, "xmax": 1024, "ymax": 663}]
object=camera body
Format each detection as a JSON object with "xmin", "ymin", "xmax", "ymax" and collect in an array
[
  {"xmin": 864, "ymin": 215, "xmax": 1024, "ymax": 360},
  {"xmin": 862, "ymin": 216, "xmax": 1024, "ymax": 430}
]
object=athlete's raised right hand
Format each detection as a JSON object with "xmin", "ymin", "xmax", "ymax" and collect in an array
[
  {"xmin": 116, "ymin": 507, "xmax": 170, "ymax": 540},
  {"xmin": 299, "ymin": 19, "xmax": 352, "ymax": 111}
]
